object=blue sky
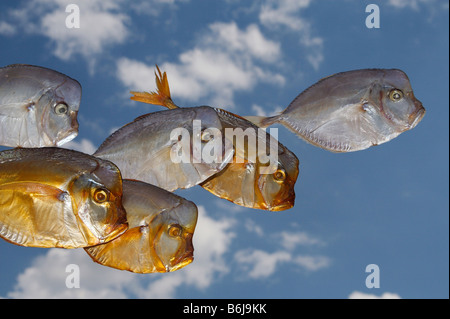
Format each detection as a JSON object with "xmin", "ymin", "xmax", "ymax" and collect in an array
[{"xmin": 0, "ymin": 0, "xmax": 448, "ymax": 299}]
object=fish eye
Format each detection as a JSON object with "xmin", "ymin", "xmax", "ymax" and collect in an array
[
  {"xmin": 168, "ymin": 224, "xmax": 182, "ymax": 237},
  {"xmin": 273, "ymin": 169, "xmax": 286, "ymax": 182},
  {"xmin": 389, "ymin": 89, "xmax": 404, "ymax": 102},
  {"xmin": 93, "ymin": 188, "xmax": 109, "ymax": 203},
  {"xmin": 54, "ymin": 102, "xmax": 69, "ymax": 115}
]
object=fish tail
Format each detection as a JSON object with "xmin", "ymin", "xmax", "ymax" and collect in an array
[
  {"xmin": 130, "ymin": 64, "xmax": 179, "ymax": 109},
  {"xmin": 243, "ymin": 115, "xmax": 280, "ymax": 128}
]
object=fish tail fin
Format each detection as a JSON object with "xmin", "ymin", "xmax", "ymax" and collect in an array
[
  {"xmin": 243, "ymin": 115, "xmax": 280, "ymax": 128},
  {"xmin": 130, "ymin": 64, "xmax": 179, "ymax": 109}
]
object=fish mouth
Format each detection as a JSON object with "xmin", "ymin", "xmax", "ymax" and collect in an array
[
  {"xmin": 168, "ymin": 233, "xmax": 194, "ymax": 272},
  {"xmin": 100, "ymin": 204, "xmax": 129, "ymax": 243},
  {"xmin": 56, "ymin": 130, "xmax": 78, "ymax": 146},
  {"xmin": 408, "ymin": 104, "xmax": 425, "ymax": 129},
  {"xmin": 168, "ymin": 255, "xmax": 194, "ymax": 272},
  {"xmin": 268, "ymin": 197, "xmax": 295, "ymax": 211},
  {"xmin": 259, "ymin": 191, "xmax": 295, "ymax": 211},
  {"xmin": 259, "ymin": 182, "xmax": 296, "ymax": 211},
  {"xmin": 102, "ymin": 220, "xmax": 128, "ymax": 243},
  {"xmin": 55, "ymin": 112, "xmax": 79, "ymax": 146}
]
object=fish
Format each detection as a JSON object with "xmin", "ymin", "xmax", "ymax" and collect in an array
[
  {"xmin": 93, "ymin": 105, "xmax": 234, "ymax": 192},
  {"xmin": 0, "ymin": 147, "xmax": 128, "ymax": 248},
  {"xmin": 85, "ymin": 179, "xmax": 198, "ymax": 273},
  {"xmin": 129, "ymin": 66, "xmax": 299, "ymax": 211},
  {"xmin": 201, "ymin": 109, "xmax": 299, "ymax": 211},
  {"xmin": 0, "ymin": 64, "xmax": 81, "ymax": 148},
  {"xmin": 244, "ymin": 69, "xmax": 426, "ymax": 152}
]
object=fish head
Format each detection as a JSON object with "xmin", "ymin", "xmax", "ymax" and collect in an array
[
  {"xmin": 69, "ymin": 160, "xmax": 128, "ymax": 245},
  {"xmin": 37, "ymin": 77, "xmax": 81, "ymax": 146},
  {"xmin": 199, "ymin": 121, "xmax": 299, "ymax": 211},
  {"xmin": 256, "ymin": 146, "xmax": 299, "ymax": 211},
  {"xmin": 370, "ymin": 69, "xmax": 425, "ymax": 132},
  {"xmin": 84, "ymin": 180, "xmax": 198, "ymax": 273},
  {"xmin": 150, "ymin": 199, "xmax": 198, "ymax": 272}
]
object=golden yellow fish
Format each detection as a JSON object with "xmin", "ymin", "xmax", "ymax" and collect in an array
[
  {"xmin": 85, "ymin": 179, "xmax": 198, "ymax": 273},
  {"xmin": 130, "ymin": 66, "xmax": 299, "ymax": 211},
  {"xmin": 200, "ymin": 108, "xmax": 299, "ymax": 211},
  {"xmin": 0, "ymin": 147, "xmax": 128, "ymax": 248},
  {"xmin": 0, "ymin": 64, "xmax": 81, "ymax": 148}
]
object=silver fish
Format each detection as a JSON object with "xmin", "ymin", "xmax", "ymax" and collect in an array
[
  {"xmin": 0, "ymin": 147, "xmax": 128, "ymax": 248},
  {"xmin": 0, "ymin": 64, "xmax": 81, "ymax": 147},
  {"xmin": 94, "ymin": 107, "xmax": 234, "ymax": 192},
  {"xmin": 246, "ymin": 69, "xmax": 426, "ymax": 152},
  {"xmin": 85, "ymin": 179, "xmax": 198, "ymax": 273}
]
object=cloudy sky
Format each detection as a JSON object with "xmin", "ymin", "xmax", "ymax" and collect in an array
[{"xmin": 0, "ymin": 0, "xmax": 448, "ymax": 299}]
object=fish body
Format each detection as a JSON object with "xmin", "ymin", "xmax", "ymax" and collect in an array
[
  {"xmin": 247, "ymin": 69, "xmax": 425, "ymax": 152},
  {"xmin": 85, "ymin": 179, "xmax": 198, "ymax": 273},
  {"xmin": 94, "ymin": 106, "xmax": 234, "ymax": 192},
  {"xmin": 0, "ymin": 64, "xmax": 81, "ymax": 147},
  {"xmin": 129, "ymin": 66, "xmax": 299, "ymax": 211},
  {"xmin": 0, "ymin": 147, "xmax": 128, "ymax": 248}
]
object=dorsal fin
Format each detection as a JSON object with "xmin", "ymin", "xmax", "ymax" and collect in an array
[
  {"xmin": 213, "ymin": 107, "xmax": 249, "ymax": 122},
  {"xmin": 132, "ymin": 113, "xmax": 152, "ymax": 122}
]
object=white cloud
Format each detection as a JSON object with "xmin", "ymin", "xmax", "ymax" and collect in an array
[
  {"xmin": 387, "ymin": 0, "xmax": 432, "ymax": 10},
  {"xmin": 0, "ymin": 21, "xmax": 16, "ymax": 36},
  {"xmin": 116, "ymin": 57, "xmax": 155, "ymax": 92},
  {"xmin": 7, "ymin": 0, "xmax": 129, "ymax": 65},
  {"xmin": 277, "ymin": 231, "xmax": 322, "ymax": 250},
  {"xmin": 206, "ymin": 22, "xmax": 281, "ymax": 63},
  {"xmin": 234, "ymin": 249, "xmax": 330, "ymax": 279},
  {"xmin": 251, "ymin": 104, "xmax": 269, "ymax": 117},
  {"xmin": 233, "ymin": 225, "xmax": 331, "ymax": 279},
  {"xmin": 244, "ymin": 219, "xmax": 264, "ymax": 237},
  {"xmin": 3, "ymin": 206, "xmax": 236, "ymax": 299},
  {"xmin": 5, "ymin": 249, "xmax": 135, "ymax": 299},
  {"xmin": 259, "ymin": 0, "xmax": 311, "ymax": 31},
  {"xmin": 387, "ymin": 0, "xmax": 449, "ymax": 15},
  {"xmin": 348, "ymin": 291, "xmax": 402, "ymax": 299},
  {"xmin": 3, "ymin": 0, "xmax": 193, "ymax": 66},
  {"xmin": 234, "ymin": 249, "xmax": 292, "ymax": 279},
  {"xmin": 251, "ymin": 104, "xmax": 283, "ymax": 117},
  {"xmin": 62, "ymin": 138, "xmax": 97, "ymax": 154},
  {"xmin": 129, "ymin": 0, "xmax": 188, "ymax": 16},
  {"xmin": 259, "ymin": 0, "xmax": 324, "ymax": 70},
  {"xmin": 116, "ymin": 21, "xmax": 285, "ymax": 108},
  {"xmin": 43, "ymin": 1, "xmax": 129, "ymax": 61},
  {"xmin": 293, "ymin": 255, "xmax": 330, "ymax": 271}
]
